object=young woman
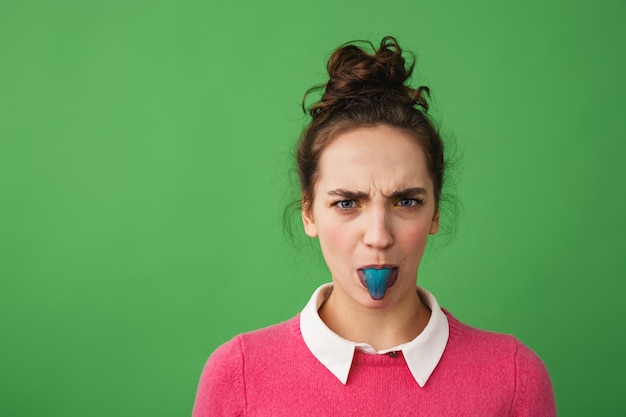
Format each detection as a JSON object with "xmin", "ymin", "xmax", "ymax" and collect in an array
[{"xmin": 193, "ymin": 36, "xmax": 556, "ymax": 417}]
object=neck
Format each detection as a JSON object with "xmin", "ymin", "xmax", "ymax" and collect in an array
[{"xmin": 318, "ymin": 285, "xmax": 431, "ymax": 351}]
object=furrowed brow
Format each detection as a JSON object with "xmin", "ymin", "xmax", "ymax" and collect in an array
[
  {"xmin": 385, "ymin": 187, "xmax": 428, "ymax": 199},
  {"xmin": 327, "ymin": 189, "xmax": 369, "ymax": 200}
]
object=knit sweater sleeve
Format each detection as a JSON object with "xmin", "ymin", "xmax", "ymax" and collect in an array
[
  {"xmin": 511, "ymin": 338, "xmax": 556, "ymax": 417},
  {"xmin": 192, "ymin": 336, "xmax": 246, "ymax": 417}
]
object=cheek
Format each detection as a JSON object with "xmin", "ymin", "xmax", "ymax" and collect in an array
[
  {"xmin": 317, "ymin": 221, "xmax": 356, "ymax": 265},
  {"xmin": 319, "ymin": 226, "xmax": 349, "ymax": 253},
  {"xmin": 398, "ymin": 221, "xmax": 432, "ymax": 252}
]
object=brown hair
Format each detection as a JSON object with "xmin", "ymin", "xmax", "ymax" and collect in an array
[{"xmin": 297, "ymin": 36, "xmax": 445, "ymax": 211}]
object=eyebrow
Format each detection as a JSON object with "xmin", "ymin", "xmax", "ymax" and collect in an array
[
  {"xmin": 327, "ymin": 189, "xmax": 369, "ymax": 200},
  {"xmin": 387, "ymin": 187, "xmax": 428, "ymax": 199},
  {"xmin": 327, "ymin": 187, "xmax": 427, "ymax": 200}
]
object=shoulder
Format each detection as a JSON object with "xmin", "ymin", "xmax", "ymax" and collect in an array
[
  {"xmin": 446, "ymin": 309, "xmax": 532, "ymax": 356},
  {"xmin": 192, "ymin": 333, "xmax": 247, "ymax": 417},
  {"xmin": 203, "ymin": 315, "xmax": 301, "ymax": 370},
  {"xmin": 238, "ymin": 315, "xmax": 300, "ymax": 343},
  {"xmin": 192, "ymin": 316, "xmax": 301, "ymax": 417},
  {"xmin": 508, "ymin": 337, "xmax": 556, "ymax": 416},
  {"xmin": 445, "ymin": 310, "xmax": 551, "ymax": 376},
  {"xmin": 444, "ymin": 310, "xmax": 556, "ymax": 416}
]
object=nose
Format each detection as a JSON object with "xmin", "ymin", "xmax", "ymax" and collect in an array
[{"xmin": 362, "ymin": 207, "xmax": 394, "ymax": 249}]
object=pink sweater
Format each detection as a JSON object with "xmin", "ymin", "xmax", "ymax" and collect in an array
[{"xmin": 193, "ymin": 312, "xmax": 556, "ymax": 416}]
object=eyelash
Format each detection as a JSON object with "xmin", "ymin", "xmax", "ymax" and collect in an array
[
  {"xmin": 331, "ymin": 200, "xmax": 359, "ymax": 210},
  {"xmin": 330, "ymin": 198, "xmax": 425, "ymax": 210},
  {"xmin": 396, "ymin": 198, "xmax": 425, "ymax": 208}
]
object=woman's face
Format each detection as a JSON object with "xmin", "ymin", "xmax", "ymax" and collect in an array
[{"xmin": 302, "ymin": 125, "xmax": 439, "ymax": 310}]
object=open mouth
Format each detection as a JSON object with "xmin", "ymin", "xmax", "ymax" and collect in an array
[{"xmin": 357, "ymin": 266, "xmax": 398, "ymax": 300}]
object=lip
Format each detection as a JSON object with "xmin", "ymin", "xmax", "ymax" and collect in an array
[{"xmin": 359, "ymin": 264, "xmax": 398, "ymax": 270}]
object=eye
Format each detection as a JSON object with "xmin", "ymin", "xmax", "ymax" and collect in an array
[
  {"xmin": 332, "ymin": 200, "xmax": 358, "ymax": 210},
  {"xmin": 396, "ymin": 198, "xmax": 424, "ymax": 207}
]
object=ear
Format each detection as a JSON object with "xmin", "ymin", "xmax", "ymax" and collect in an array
[
  {"xmin": 301, "ymin": 205, "xmax": 318, "ymax": 238},
  {"xmin": 429, "ymin": 210, "xmax": 440, "ymax": 235}
]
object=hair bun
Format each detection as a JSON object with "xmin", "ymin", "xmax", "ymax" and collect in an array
[{"xmin": 305, "ymin": 36, "xmax": 430, "ymax": 120}]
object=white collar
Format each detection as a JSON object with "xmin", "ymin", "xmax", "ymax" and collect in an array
[{"xmin": 299, "ymin": 283, "xmax": 449, "ymax": 387}]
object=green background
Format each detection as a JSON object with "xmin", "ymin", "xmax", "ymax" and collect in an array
[{"xmin": 1, "ymin": 0, "xmax": 624, "ymax": 416}]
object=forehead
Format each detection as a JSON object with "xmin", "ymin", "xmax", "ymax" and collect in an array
[{"xmin": 316, "ymin": 125, "xmax": 431, "ymax": 191}]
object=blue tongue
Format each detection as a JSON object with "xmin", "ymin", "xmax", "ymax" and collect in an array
[{"xmin": 362, "ymin": 268, "xmax": 394, "ymax": 300}]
